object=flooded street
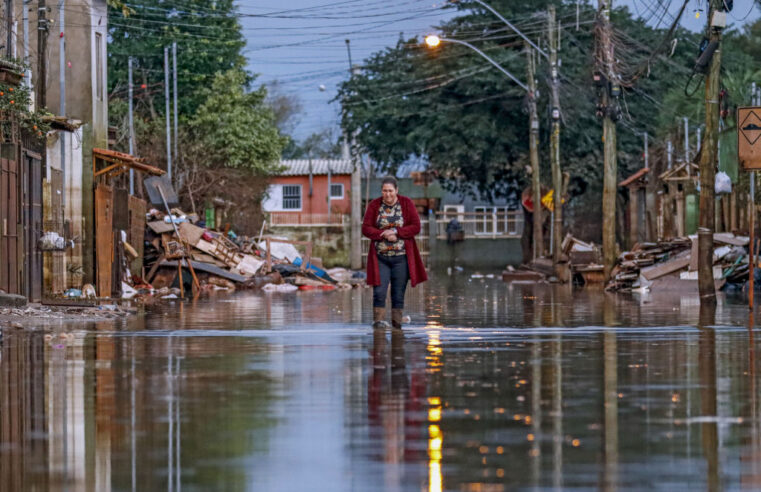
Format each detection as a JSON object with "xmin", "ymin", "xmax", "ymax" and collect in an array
[{"xmin": 3, "ymin": 273, "xmax": 761, "ymax": 491}]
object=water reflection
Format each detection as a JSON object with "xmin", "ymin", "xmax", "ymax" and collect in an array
[{"xmin": 2, "ymin": 277, "xmax": 761, "ymax": 490}]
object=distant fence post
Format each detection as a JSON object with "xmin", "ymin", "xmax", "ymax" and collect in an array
[{"xmin": 428, "ymin": 210, "xmax": 436, "ymax": 265}]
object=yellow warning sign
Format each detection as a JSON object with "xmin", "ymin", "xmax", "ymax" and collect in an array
[
  {"xmin": 541, "ymin": 190, "xmax": 554, "ymax": 212},
  {"xmin": 738, "ymin": 107, "xmax": 761, "ymax": 170}
]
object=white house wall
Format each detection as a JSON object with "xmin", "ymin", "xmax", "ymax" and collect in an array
[
  {"xmin": 262, "ymin": 184, "xmax": 284, "ymax": 212},
  {"xmin": 47, "ymin": 128, "xmax": 85, "ymax": 288}
]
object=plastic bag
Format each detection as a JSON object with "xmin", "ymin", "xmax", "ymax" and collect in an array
[{"xmin": 715, "ymin": 171, "xmax": 732, "ymax": 194}]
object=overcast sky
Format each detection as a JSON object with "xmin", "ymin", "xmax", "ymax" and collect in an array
[{"xmin": 239, "ymin": 1, "xmax": 759, "ymax": 141}]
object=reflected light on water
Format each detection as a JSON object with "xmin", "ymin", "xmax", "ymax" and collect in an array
[
  {"xmin": 427, "ymin": 327, "xmax": 444, "ymax": 492},
  {"xmin": 428, "ymin": 409, "xmax": 443, "ymax": 492}
]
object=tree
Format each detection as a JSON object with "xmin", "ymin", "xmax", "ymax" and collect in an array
[
  {"xmin": 107, "ymin": 0, "xmax": 247, "ymax": 118},
  {"xmin": 336, "ymin": 1, "xmax": 734, "ymax": 241},
  {"xmin": 282, "ymin": 128, "xmax": 343, "ymax": 160},
  {"xmin": 189, "ymin": 69, "xmax": 286, "ymax": 172},
  {"xmin": 265, "ymin": 80, "xmax": 303, "ymax": 136}
]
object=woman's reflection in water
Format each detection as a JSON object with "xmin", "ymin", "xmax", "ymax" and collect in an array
[{"xmin": 368, "ymin": 328, "xmax": 424, "ymax": 488}]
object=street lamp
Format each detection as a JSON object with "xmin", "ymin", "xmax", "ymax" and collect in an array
[
  {"xmin": 449, "ymin": 0, "xmax": 548, "ymax": 60},
  {"xmin": 424, "ymin": 34, "xmax": 528, "ymax": 92}
]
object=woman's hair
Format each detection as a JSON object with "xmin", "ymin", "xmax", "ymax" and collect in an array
[{"xmin": 381, "ymin": 176, "xmax": 398, "ymax": 189}]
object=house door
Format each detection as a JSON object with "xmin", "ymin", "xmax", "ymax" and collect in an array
[
  {"xmin": 95, "ymin": 184, "xmax": 114, "ymax": 298},
  {"xmin": 0, "ymin": 155, "xmax": 19, "ymax": 294},
  {"xmin": 22, "ymin": 151, "xmax": 42, "ymax": 301}
]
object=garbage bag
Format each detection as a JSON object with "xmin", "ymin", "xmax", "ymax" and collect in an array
[{"xmin": 715, "ymin": 171, "xmax": 732, "ymax": 194}]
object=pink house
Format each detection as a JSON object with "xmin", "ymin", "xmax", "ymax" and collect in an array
[{"xmin": 262, "ymin": 159, "xmax": 354, "ymax": 225}]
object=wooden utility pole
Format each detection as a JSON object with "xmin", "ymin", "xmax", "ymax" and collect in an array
[
  {"xmin": 548, "ymin": 6, "xmax": 562, "ymax": 268},
  {"xmin": 37, "ymin": 0, "xmax": 48, "ymax": 109},
  {"xmin": 525, "ymin": 42, "xmax": 542, "ymax": 260},
  {"xmin": 698, "ymin": 0, "xmax": 724, "ymax": 303},
  {"xmin": 598, "ymin": 0, "xmax": 618, "ymax": 281}
]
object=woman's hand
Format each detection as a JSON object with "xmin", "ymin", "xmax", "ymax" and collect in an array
[{"xmin": 380, "ymin": 229, "xmax": 398, "ymax": 242}]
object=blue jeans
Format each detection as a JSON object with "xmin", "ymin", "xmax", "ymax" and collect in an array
[{"xmin": 373, "ymin": 254, "xmax": 409, "ymax": 309}]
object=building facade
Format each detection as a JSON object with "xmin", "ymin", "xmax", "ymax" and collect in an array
[
  {"xmin": 0, "ymin": 0, "xmax": 108, "ymax": 298},
  {"xmin": 263, "ymin": 159, "xmax": 353, "ymax": 225}
]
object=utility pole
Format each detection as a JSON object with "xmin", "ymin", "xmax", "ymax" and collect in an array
[
  {"xmin": 37, "ymin": 0, "xmax": 48, "ymax": 109},
  {"xmin": 58, "ymin": 0, "xmax": 65, "ymax": 206},
  {"xmin": 6, "ymin": 0, "xmax": 13, "ymax": 58},
  {"xmin": 597, "ymin": 0, "xmax": 618, "ymax": 281},
  {"xmin": 23, "ymin": 0, "xmax": 31, "ymax": 88},
  {"xmin": 643, "ymin": 132, "xmax": 649, "ymax": 169},
  {"xmin": 164, "ymin": 47, "xmax": 172, "ymax": 182},
  {"xmin": 172, "ymin": 42, "xmax": 179, "ymax": 186},
  {"xmin": 667, "ymin": 140, "xmax": 673, "ymax": 169},
  {"xmin": 548, "ymin": 6, "xmax": 562, "ymax": 268},
  {"xmin": 128, "ymin": 57, "xmax": 135, "ymax": 194},
  {"xmin": 525, "ymin": 41, "xmax": 542, "ymax": 260},
  {"xmin": 346, "ymin": 39, "xmax": 362, "ymax": 270},
  {"xmin": 698, "ymin": 0, "xmax": 725, "ymax": 303},
  {"xmin": 683, "ymin": 117, "xmax": 690, "ymax": 173}
]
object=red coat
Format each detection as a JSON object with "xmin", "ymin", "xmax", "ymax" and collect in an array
[{"xmin": 362, "ymin": 195, "xmax": 428, "ymax": 287}]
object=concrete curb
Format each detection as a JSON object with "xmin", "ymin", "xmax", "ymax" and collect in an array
[{"xmin": 0, "ymin": 293, "xmax": 28, "ymax": 308}]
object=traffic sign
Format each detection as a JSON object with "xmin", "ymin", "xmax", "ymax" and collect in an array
[{"xmin": 738, "ymin": 106, "xmax": 761, "ymax": 169}]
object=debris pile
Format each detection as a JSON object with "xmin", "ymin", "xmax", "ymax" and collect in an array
[
  {"xmin": 139, "ymin": 209, "xmax": 365, "ymax": 301},
  {"xmin": 605, "ymin": 233, "xmax": 750, "ymax": 293}
]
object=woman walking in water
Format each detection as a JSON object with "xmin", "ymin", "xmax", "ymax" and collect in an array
[{"xmin": 362, "ymin": 176, "xmax": 428, "ymax": 329}]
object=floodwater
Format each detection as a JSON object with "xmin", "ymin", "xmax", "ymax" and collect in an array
[{"xmin": 2, "ymin": 274, "xmax": 761, "ymax": 491}]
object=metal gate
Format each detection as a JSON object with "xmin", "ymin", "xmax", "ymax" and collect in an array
[{"xmin": 0, "ymin": 154, "xmax": 19, "ymax": 293}]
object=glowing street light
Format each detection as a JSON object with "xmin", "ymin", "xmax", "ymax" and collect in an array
[
  {"xmin": 424, "ymin": 35, "xmax": 441, "ymax": 48},
  {"xmin": 423, "ymin": 34, "xmax": 528, "ymax": 92}
]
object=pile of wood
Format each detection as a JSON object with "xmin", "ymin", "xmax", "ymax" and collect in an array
[{"xmin": 606, "ymin": 234, "xmax": 749, "ymax": 292}]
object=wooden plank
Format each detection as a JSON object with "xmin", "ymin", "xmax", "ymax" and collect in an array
[
  {"xmin": 161, "ymin": 259, "xmax": 248, "ymax": 283},
  {"xmin": 177, "ymin": 221, "xmax": 205, "ymax": 246},
  {"xmin": 641, "ymin": 256, "xmax": 691, "ymax": 281},
  {"xmin": 713, "ymin": 232, "xmax": 749, "ymax": 246},
  {"xmin": 128, "ymin": 196, "xmax": 146, "ymax": 276},
  {"xmin": 95, "ymin": 185, "xmax": 114, "ymax": 297},
  {"xmin": 146, "ymin": 220, "xmax": 175, "ymax": 234}
]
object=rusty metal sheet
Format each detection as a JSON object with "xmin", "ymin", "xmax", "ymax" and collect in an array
[
  {"xmin": 128, "ymin": 196, "xmax": 146, "ymax": 277},
  {"xmin": 113, "ymin": 187, "xmax": 129, "ymax": 230},
  {"xmin": 95, "ymin": 184, "xmax": 113, "ymax": 298}
]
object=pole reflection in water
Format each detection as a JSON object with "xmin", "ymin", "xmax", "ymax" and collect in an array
[
  {"xmin": 698, "ymin": 302, "xmax": 720, "ymax": 492},
  {"xmin": 744, "ymin": 311, "xmax": 761, "ymax": 487},
  {"xmin": 602, "ymin": 331, "xmax": 618, "ymax": 492},
  {"xmin": 551, "ymin": 335, "xmax": 563, "ymax": 490},
  {"xmin": 530, "ymin": 341, "xmax": 542, "ymax": 487}
]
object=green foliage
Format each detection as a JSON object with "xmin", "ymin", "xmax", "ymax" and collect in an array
[
  {"xmin": 0, "ymin": 61, "xmax": 50, "ymax": 138},
  {"xmin": 338, "ymin": 1, "xmax": 759, "ymax": 199},
  {"xmin": 189, "ymin": 69, "xmax": 287, "ymax": 173},
  {"xmin": 107, "ymin": 0, "xmax": 247, "ymax": 117},
  {"xmin": 282, "ymin": 128, "xmax": 343, "ymax": 160}
]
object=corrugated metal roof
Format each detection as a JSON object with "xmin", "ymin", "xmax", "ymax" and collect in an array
[{"xmin": 278, "ymin": 159, "xmax": 353, "ymax": 176}]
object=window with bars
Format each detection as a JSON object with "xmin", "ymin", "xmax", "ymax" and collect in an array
[
  {"xmin": 330, "ymin": 183, "xmax": 344, "ymax": 199},
  {"xmin": 282, "ymin": 185, "xmax": 301, "ymax": 210}
]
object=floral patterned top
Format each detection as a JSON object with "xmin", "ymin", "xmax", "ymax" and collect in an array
[{"xmin": 376, "ymin": 201, "xmax": 406, "ymax": 256}]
